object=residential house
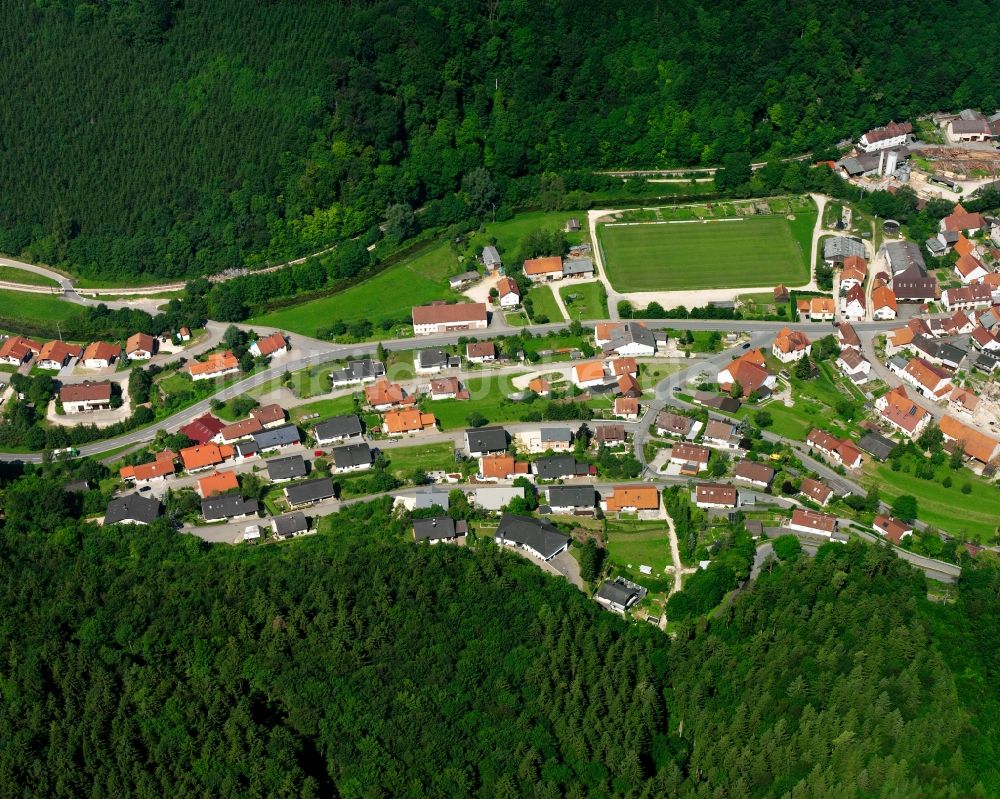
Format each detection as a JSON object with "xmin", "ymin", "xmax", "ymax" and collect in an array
[
  {"xmin": 527, "ymin": 377, "xmax": 551, "ymax": 396},
  {"xmin": 37, "ymin": 340, "xmax": 82, "ymax": 370},
  {"xmin": 613, "ymin": 397, "xmax": 639, "ymax": 420},
  {"xmin": 178, "ymin": 327, "xmax": 191, "ymax": 342},
  {"xmin": 702, "ymin": 419, "xmax": 739, "ymax": 450},
  {"xmin": 60, "ymin": 381, "xmax": 113, "ymax": 413},
  {"xmin": 871, "ymin": 284, "xmax": 898, "ymax": 320},
  {"xmin": 331, "ymin": 442, "xmax": 373, "ymax": 473},
  {"xmin": 839, "ymin": 255, "xmax": 868, "ymax": 288},
  {"xmin": 942, "ymin": 283, "xmax": 993, "ymax": 311},
  {"xmin": 949, "ymin": 386, "xmax": 980, "ymax": 416},
  {"xmin": 271, "ymin": 512, "xmax": 309, "ymax": 540},
  {"xmin": 884, "ymin": 241, "xmax": 937, "ymax": 303},
  {"xmin": 365, "ymin": 379, "xmax": 415, "ymax": 410},
  {"xmin": 617, "ymin": 373, "xmax": 641, "ymax": 398},
  {"xmin": 873, "ymin": 515, "xmax": 914, "ymax": 545},
  {"xmin": 599, "ymin": 322, "xmax": 658, "ymax": 357},
  {"xmin": 894, "ymin": 356, "xmax": 953, "ymax": 399},
  {"xmin": 397, "ymin": 489, "xmax": 451, "ymax": 512},
  {"xmin": 562, "ymin": 258, "xmax": 594, "ymax": 278},
  {"xmin": 478, "ymin": 453, "xmax": 529, "ymax": 481},
  {"xmin": 929, "ymin": 309, "xmax": 975, "ymax": 337},
  {"xmin": 533, "ymin": 455, "xmax": 578, "ymax": 480},
  {"xmin": 471, "ymin": 486, "xmax": 524, "ymax": 512},
  {"xmin": 234, "ymin": 440, "xmax": 260, "ymax": 461},
  {"xmin": 81, "ymin": 341, "xmax": 121, "ymax": 369},
  {"xmin": 284, "ymin": 478, "xmax": 336, "ymax": 509},
  {"xmin": 946, "ymin": 112, "xmax": 995, "ymax": 144},
  {"xmin": 249, "ymin": 403, "xmax": 286, "ymax": 429},
  {"xmin": 411, "ymin": 302, "xmax": 488, "ymax": 335},
  {"xmin": 940, "ymin": 415, "xmax": 1000, "ymax": 464},
  {"xmin": 824, "ymin": 237, "xmax": 867, "ymax": 264},
  {"xmin": 733, "ymin": 460, "xmax": 774, "ymax": 489},
  {"xmin": 125, "ymin": 332, "xmax": 156, "ymax": 360},
  {"xmin": 717, "ymin": 349, "xmax": 776, "ymax": 397},
  {"xmin": 202, "ymin": 495, "xmax": 260, "ymax": 522},
  {"xmin": 180, "ymin": 414, "xmax": 225, "ymax": 444},
  {"xmin": 602, "ymin": 485, "xmax": 660, "ymax": 513},
  {"xmin": 694, "ymin": 483, "xmax": 739, "ymax": 509},
  {"xmin": 0, "ymin": 336, "xmax": 41, "ymax": 365},
  {"xmin": 836, "ymin": 347, "xmax": 872, "ymax": 383},
  {"xmin": 858, "ymin": 120, "xmax": 912, "ymax": 152},
  {"xmin": 773, "ymin": 284, "xmax": 790, "ymax": 303},
  {"xmin": 104, "ymin": 494, "xmax": 161, "ymax": 526},
  {"xmin": 836, "ymin": 322, "xmax": 861, "ymax": 350},
  {"xmin": 806, "ymin": 429, "xmax": 862, "ymax": 468},
  {"xmin": 595, "ymin": 579, "xmax": 645, "ymax": 613},
  {"xmin": 571, "ymin": 359, "xmax": 608, "ymax": 389},
  {"xmin": 251, "ymin": 424, "xmax": 301, "ymax": 451},
  {"xmin": 494, "ymin": 514, "xmax": 570, "ymax": 560},
  {"xmin": 954, "ymin": 253, "xmax": 990, "ymax": 284},
  {"xmin": 250, "ymin": 331, "xmax": 289, "ymax": 359},
  {"xmin": 465, "ymin": 426, "xmax": 508, "ymax": 457},
  {"xmin": 428, "ymin": 376, "xmax": 466, "ymax": 400},
  {"xmin": 840, "ymin": 284, "xmax": 866, "ymax": 321},
  {"xmin": 978, "ymin": 305, "xmax": 1000, "ymax": 333},
  {"xmin": 189, "ymin": 351, "xmax": 239, "ymax": 381},
  {"xmin": 546, "ymin": 486, "xmax": 597, "ymax": 514},
  {"xmin": 858, "ymin": 431, "xmax": 897, "ymax": 461},
  {"xmin": 789, "ymin": 508, "xmax": 838, "ymax": 538},
  {"xmin": 911, "ymin": 335, "xmax": 965, "ymax": 370},
  {"xmin": 940, "ymin": 203, "xmax": 986, "ymax": 235},
  {"xmin": 800, "ymin": 478, "xmax": 833, "ymax": 506},
  {"xmin": 771, "ymin": 327, "xmax": 811, "ymax": 363},
  {"xmin": 413, "ymin": 516, "xmax": 466, "ymax": 544},
  {"xmin": 523, "ymin": 256, "xmax": 564, "ymax": 282},
  {"xmin": 481, "ymin": 245, "xmax": 502, "ymax": 272},
  {"xmin": 266, "ymin": 455, "xmax": 308, "ymax": 482},
  {"xmin": 216, "ymin": 417, "xmax": 263, "ymax": 445},
  {"xmin": 537, "ymin": 427, "xmax": 574, "ymax": 452},
  {"xmin": 809, "ymin": 296, "xmax": 836, "ymax": 321},
  {"xmin": 609, "ymin": 357, "xmax": 638, "ymax": 378},
  {"xmin": 593, "ymin": 424, "xmax": 627, "ymax": 447},
  {"xmin": 466, "ymin": 341, "xmax": 497, "ymax": 363},
  {"xmin": 875, "ymin": 385, "xmax": 930, "ymax": 438},
  {"xmin": 313, "ymin": 415, "xmax": 364, "ymax": 445},
  {"xmin": 119, "ymin": 452, "xmax": 176, "ymax": 485},
  {"xmin": 330, "ymin": 359, "xmax": 385, "ymax": 387},
  {"xmin": 383, "ymin": 408, "xmax": 437, "ymax": 435},
  {"xmin": 669, "ymin": 442, "xmax": 710, "ymax": 472},
  {"xmin": 415, "ymin": 348, "xmax": 458, "ymax": 374},
  {"xmin": 655, "ymin": 411, "xmax": 694, "ymax": 438},
  {"xmin": 180, "ymin": 443, "xmax": 233, "ymax": 472},
  {"xmin": 197, "ymin": 470, "xmax": 240, "ymax": 498}
]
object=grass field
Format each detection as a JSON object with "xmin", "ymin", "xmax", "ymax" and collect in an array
[
  {"xmin": 598, "ymin": 205, "xmax": 815, "ymax": 292},
  {"xmin": 524, "ymin": 285, "xmax": 564, "ymax": 322},
  {"xmin": 559, "ymin": 282, "xmax": 608, "ymax": 321},
  {"xmin": 0, "ymin": 266, "xmax": 60, "ymax": 287},
  {"xmin": 289, "ymin": 396, "xmax": 359, "ymax": 424},
  {"xmin": 0, "ymin": 289, "xmax": 83, "ymax": 325},
  {"xmin": 383, "ymin": 442, "xmax": 457, "ymax": 477},
  {"xmin": 606, "ymin": 520, "xmax": 672, "ymax": 574},
  {"xmin": 864, "ymin": 457, "xmax": 1000, "ymax": 544},
  {"xmin": 424, "ymin": 373, "xmax": 520, "ymax": 430}
]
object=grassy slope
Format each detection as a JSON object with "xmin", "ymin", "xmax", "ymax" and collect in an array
[
  {"xmin": 605, "ymin": 520, "xmax": 672, "ymax": 573},
  {"xmin": 424, "ymin": 373, "xmax": 520, "ymax": 430},
  {"xmin": 0, "ymin": 266, "xmax": 60, "ymax": 287},
  {"xmin": 0, "ymin": 289, "xmax": 84, "ymax": 324}
]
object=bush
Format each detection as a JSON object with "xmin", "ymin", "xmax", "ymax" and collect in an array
[
  {"xmin": 466, "ymin": 411, "xmax": 488, "ymax": 428},
  {"xmin": 772, "ymin": 535, "xmax": 802, "ymax": 561}
]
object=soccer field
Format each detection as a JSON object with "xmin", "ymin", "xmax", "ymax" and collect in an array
[{"xmin": 598, "ymin": 214, "xmax": 813, "ymax": 292}]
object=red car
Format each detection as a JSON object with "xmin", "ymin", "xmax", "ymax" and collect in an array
[{"xmin": 314, "ymin": 450, "xmax": 325, "ymax": 457}]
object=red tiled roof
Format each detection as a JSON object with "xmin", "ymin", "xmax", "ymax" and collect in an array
[
  {"xmin": 82, "ymin": 341, "xmax": 121, "ymax": 363},
  {"xmin": 125, "ymin": 332, "xmax": 155, "ymax": 355},
  {"xmin": 604, "ymin": 485, "xmax": 659, "ymax": 511},
  {"xmin": 800, "ymin": 478, "xmax": 832, "ymax": 504},
  {"xmin": 253, "ymin": 331, "xmax": 288, "ymax": 356},
  {"xmin": 250, "ymin": 404, "xmax": 286, "ymax": 425},
  {"xmin": 940, "ymin": 415, "xmax": 1000, "ymax": 463},
  {"xmin": 773, "ymin": 326, "xmax": 810, "ymax": 354},
  {"xmin": 412, "ymin": 302, "xmax": 488, "ymax": 325},
  {"xmin": 522, "ymin": 256, "xmax": 563, "ymax": 276},
  {"xmin": 696, "ymin": 483, "xmax": 738, "ymax": 505},
  {"xmin": 189, "ymin": 351, "xmax": 239, "ymax": 377},
  {"xmin": 791, "ymin": 508, "xmax": 837, "ymax": 534},
  {"xmin": 198, "ymin": 470, "xmax": 240, "ymax": 497},
  {"xmin": 466, "ymin": 341, "xmax": 496, "ymax": 359},
  {"xmin": 38, "ymin": 340, "xmax": 82, "ymax": 364},
  {"xmin": 59, "ymin": 380, "xmax": 112, "ymax": 403},
  {"xmin": 180, "ymin": 414, "xmax": 226, "ymax": 444}
]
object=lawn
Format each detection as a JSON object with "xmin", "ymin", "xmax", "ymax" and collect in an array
[
  {"xmin": 524, "ymin": 285, "xmax": 564, "ymax": 323},
  {"xmin": 598, "ymin": 205, "xmax": 815, "ymax": 291},
  {"xmin": 290, "ymin": 396, "xmax": 360, "ymax": 425},
  {"xmin": 382, "ymin": 442, "xmax": 457, "ymax": 477},
  {"xmin": 559, "ymin": 282, "xmax": 608, "ymax": 321},
  {"xmin": 0, "ymin": 289, "xmax": 84, "ymax": 325},
  {"xmin": 864, "ymin": 458, "xmax": 1000, "ymax": 544},
  {"xmin": 606, "ymin": 520, "xmax": 672, "ymax": 574},
  {"xmin": 0, "ymin": 266, "xmax": 60, "ymax": 287},
  {"xmin": 424, "ymin": 373, "xmax": 521, "ymax": 430}
]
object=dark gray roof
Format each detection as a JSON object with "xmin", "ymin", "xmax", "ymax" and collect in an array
[
  {"xmin": 940, "ymin": 230, "xmax": 960, "ymax": 245},
  {"xmin": 412, "ymin": 489, "xmax": 450, "ymax": 509},
  {"xmin": 465, "ymin": 426, "xmax": 508, "ymax": 454},
  {"xmin": 540, "ymin": 427, "xmax": 573, "ymax": 443},
  {"xmin": 314, "ymin": 415, "xmax": 364, "ymax": 442},
  {"xmin": 285, "ymin": 478, "xmax": 336, "ymax": 507},
  {"xmin": 937, "ymin": 343, "xmax": 967, "ymax": 367},
  {"xmin": 858, "ymin": 432, "xmax": 896, "ymax": 461},
  {"xmin": 252, "ymin": 424, "xmax": 301, "ymax": 450},
  {"xmin": 562, "ymin": 258, "xmax": 594, "ymax": 276},
  {"xmin": 975, "ymin": 350, "xmax": 1000, "ymax": 372},
  {"xmin": 824, "ymin": 236, "xmax": 866, "ymax": 261},
  {"xmin": 417, "ymin": 349, "xmax": 450, "ymax": 369},
  {"xmin": 534, "ymin": 455, "xmax": 577, "ymax": 480},
  {"xmin": 105, "ymin": 494, "xmax": 161, "ymax": 525},
  {"xmin": 331, "ymin": 442, "xmax": 372, "ymax": 469},
  {"xmin": 604, "ymin": 321, "xmax": 657, "ymax": 353},
  {"xmin": 201, "ymin": 495, "xmax": 259, "ymax": 522},
  {"xmin": 546, "ymin": 485, "xmax": 597, "ymax": 508},
  {"xmin": 482, "ymin": 245, "xmax": 501, "ymax": 265},
  {"xmin": 266, "ymin": 454, "xmax": 308, "ymax": 481},
  {"xmin": 331, "ymin": 359, "xmax": 384, "ymax": 383},
  {"xmin": 495, "ymin": 514, "xmax": 570, "ymax": 559},
  {"xmin": 884, "ymin": 240, "xmax": 927, "ymax": 278},
  {"xmin": 235, "ymin": 440, "xmax": 259, "ymax": 458},
  {"xmin": 925, "ymin": 237, "xmax": 947, "ymax": 254},
  {"xmin": 413, "ymin": 516, "xmax": 458, "ymax": 541},
  {"xmin": 272, "ymin": 512, "xmax": 308, "ymax": 536},
  {"xmin": 596, "ymin": 579, "xmax": 641, "ymax": 608}
]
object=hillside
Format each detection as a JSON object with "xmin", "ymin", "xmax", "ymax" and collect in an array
[
  {"xmin": 3, "ymin": 0, "xmax": 1000, "ymax": 280},
  {"xmin": 0, "ymin": 486, "xmax": 997, "ymax": 798}
]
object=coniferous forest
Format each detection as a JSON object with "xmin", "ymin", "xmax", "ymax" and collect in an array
[
  {"xmin": 4, "ymin": 0, "xmax": 1000, "ymax": 279},
  {"xmin": 0, "ymin": 485, "xmax": 998, "ymax": 798}
]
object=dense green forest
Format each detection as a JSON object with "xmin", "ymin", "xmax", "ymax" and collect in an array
[
  {"xmin": 1, "ymin": 475, "xmax": 999, "ymax": 797},
  {"xmin": 3, "ymin": 0, "xmax": 1000, "ymax": 279}
]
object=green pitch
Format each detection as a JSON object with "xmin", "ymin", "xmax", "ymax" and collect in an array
[{"xmin": 598, "ymin": 214, "xmax": 812, "ymax": 292}]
